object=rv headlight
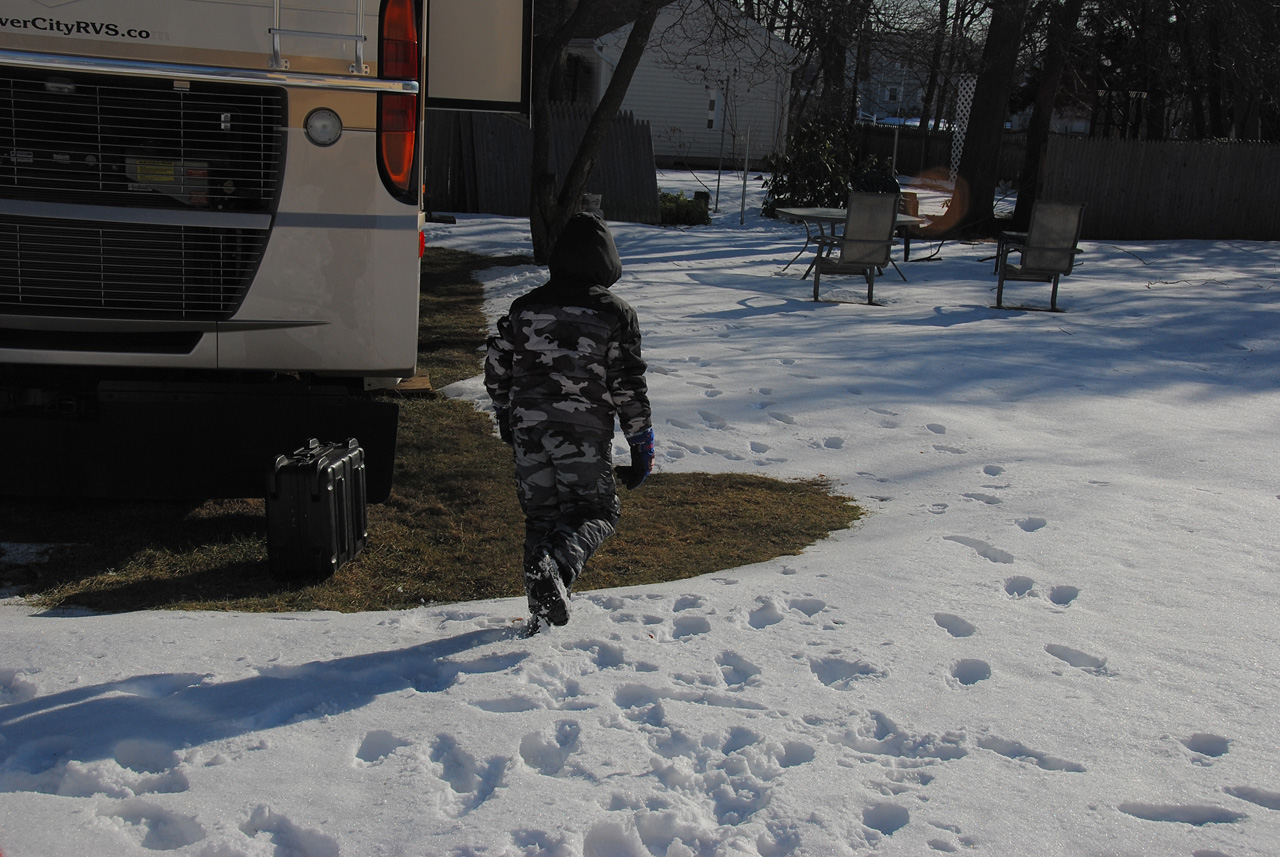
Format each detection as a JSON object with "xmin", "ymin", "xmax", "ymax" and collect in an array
[{"xmin": 305, "ymin": 108, "xmax": 343, "ymax": 146}]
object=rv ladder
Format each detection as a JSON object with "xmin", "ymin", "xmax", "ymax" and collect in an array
[{"xmin": 269, "ymin": 0, "xmax": 369, "ymax": 74}]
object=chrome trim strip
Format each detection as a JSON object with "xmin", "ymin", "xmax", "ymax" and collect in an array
[
  {"xmin": 0, "ymin": 315, "xmax": 219, "ymax": 333},
  {"xmin": 0, "ymin": 49, "xmax": 418, "ymax": 94},
  {"xmin": 0, "ymin": 199, "xmax": 272, "ymax": 230},
  {"xmin": 0, "ymin": 316, "xmax": 327, "ymax": 334}
]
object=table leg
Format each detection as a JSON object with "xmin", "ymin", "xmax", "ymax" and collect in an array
[
  {"xmin": 800, "ymin": 220, "xmax": 827, "ymax": 280},
  {"xmin": 780, "ymin": 220, "xmax": 815, "ymax": 273}
]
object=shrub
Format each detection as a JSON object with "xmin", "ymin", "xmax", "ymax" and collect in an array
[
  {"xmin": 762, "ymin": 116, "xmax": 894, "ymax": 216},
  {"xmin": 659, "ymin": 190, "xmax": 711, "ymax": 226}
]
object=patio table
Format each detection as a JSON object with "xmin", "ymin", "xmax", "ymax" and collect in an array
[{"xmin": 777, "ymin": 206, "xmax": 927, "ymax": 278}]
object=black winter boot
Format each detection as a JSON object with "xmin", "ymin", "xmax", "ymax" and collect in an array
[{"xmin": 526, "ymin": 553, "xmax": 570, "ymax": 629}]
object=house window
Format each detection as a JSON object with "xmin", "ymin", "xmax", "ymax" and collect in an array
[{"xmin": 886, "ymin": 86, "xmax": 899, "ymax": 103}]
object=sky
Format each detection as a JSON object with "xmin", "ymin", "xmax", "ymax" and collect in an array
[{"xmin": 1, "ymin": 171, "xmax": 1278, "ymax": 857}]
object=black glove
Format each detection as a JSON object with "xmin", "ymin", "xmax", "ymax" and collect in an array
[
  {"xmin": 495, "ymin": 407, "xmax": 513, "ymax": 445},
  {"xmin": 615, "ymin": 428, "xmax": 654, "ymax": 490}
]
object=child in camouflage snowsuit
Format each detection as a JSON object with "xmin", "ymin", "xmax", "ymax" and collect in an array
[{"xmin": 484, "ymin": 212, "xmax": 654, "ymax": 631}]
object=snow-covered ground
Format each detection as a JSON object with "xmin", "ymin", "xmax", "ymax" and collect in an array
[{"xmin": 2, "ymin": 171, "xmax": 1278, "ymax": 856}]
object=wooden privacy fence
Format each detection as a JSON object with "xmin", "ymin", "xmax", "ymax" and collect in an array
[
  {"xmin": 422, "ymin": 104, "xmax": 661, "ymax": 224},
  {"xmin": 1040, "ymin": 137, "xmax": 1280, "ymax": 241}
]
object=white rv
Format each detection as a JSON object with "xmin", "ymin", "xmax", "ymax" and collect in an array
[{"xmin": 0, "ymin": 0, "xmax": 465, "ymax": 500}]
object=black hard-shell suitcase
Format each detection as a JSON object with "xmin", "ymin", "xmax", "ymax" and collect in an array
[{"xmin": 267, "ymin": 438, "xmax": 368, "ymax": 581}]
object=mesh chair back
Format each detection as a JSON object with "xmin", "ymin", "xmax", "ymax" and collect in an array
[
  {"xmin": 838, "ymin": 192, "xmax": 899, "ymax": 267},
  {"xmin": 1021, "ymin": 202, "xmax": 1084, "ymax": 274}
]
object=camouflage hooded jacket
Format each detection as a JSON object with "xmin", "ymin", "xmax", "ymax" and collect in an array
[{"xmin": 485, "ymin": 212, "xmax": 652, "ymax": 439}]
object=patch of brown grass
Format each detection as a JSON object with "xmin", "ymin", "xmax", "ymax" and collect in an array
[{"xmin": 1, "ymin": 249, "xmax": 862, "ymax": 614}]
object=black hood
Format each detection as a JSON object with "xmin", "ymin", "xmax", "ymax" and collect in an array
[{"xmin": 548, "ymin": 212, "xmax": 623, "ymax": 289}]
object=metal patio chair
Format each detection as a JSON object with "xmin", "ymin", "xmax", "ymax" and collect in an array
[
  {"xmin": 812, "ymin": 191, "xmax": 900, "ymax": 305},
  {"xmin": 994, "ymin": 201, "xmax": 1085, "ymax": 311}
]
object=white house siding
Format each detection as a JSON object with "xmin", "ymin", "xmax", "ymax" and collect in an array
[{"xmin": 593, "ymin": 0, "xmax": 795, "ymax": 168}]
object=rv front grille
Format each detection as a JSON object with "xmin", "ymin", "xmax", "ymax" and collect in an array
[
  {"xmin": 0, "ymin": 67, "xmax": 285, "ymax": 212},
  {"xmin": 0, "ymin": 214, "xmax": 267, "ymax": 320}
]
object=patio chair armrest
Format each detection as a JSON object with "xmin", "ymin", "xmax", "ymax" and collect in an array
[{"xmin": 813, "ymin": 234, "xmax": 842, "ymax": 254}]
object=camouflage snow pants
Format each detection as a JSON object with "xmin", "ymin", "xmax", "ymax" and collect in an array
[{"xmin": 512, "ymin": 427, "xmax": 621, "ymax": 596}]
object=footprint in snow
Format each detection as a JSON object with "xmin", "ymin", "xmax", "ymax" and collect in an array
[
  {"xmin": 962, "ymin": 492, "xmax": 1002, "ymax": 505},
  {"xmin": 673, "ymin": 615, "xmax": 712, "ymax": 639},
  {"xmin": 1223, "ymin": 785, "xmax": 1280, "ymax": 810},
  {"xmin": 1001, "ymin": 577, "xmax": 1079, "ymax": 606},
  {"xmin": 717, "ymin": 652, "xmax": 762, "ymax": 688},
  {"xmin": 1181, "ymin": 733, "xmax": 1231, "ymax": 763},
  {"xmin": 564, "ymin": 639, "xmax": 625, "ymax": 668},
  {"xmin": 1045, "ymin": 644, "xmax": 1113, "ymax": 676},
  {"xmin": 809, "ymin": 655, "xmax": 887, "ymax": 687},
  {"xmin": 984, "ymin": 465, "xmax": 1005, "ymax": 476},
  {"xmin": 355, "ymin": 730, "xmax": 412, "ymax": 764},
  {"xmin": 934, "ymin": 613, "xmax": 976, "ymax": 638},
  {"xmin": 1017, "ymin": 516, "xmax": 1048, "ymax": 532},
  {"xmin": 788, "ymin": 597, "xmax": 826, "ymax": 617},
  {"xmin": 703, "ymin": 445, "xmax": 745, "ymax": 460},
  {"xmin": 950, "ymin": 659, "xmax": 991, "ymax": 686},
  {"xmin": 978, "ymin": 735, "xmax": 1086, "ymax": 772},
  {"xmin": 0, "ymin": 669, "xmax": 38, "ymax": 704},
  {"xmin": 944, "ymin": 535, "xmax": 1015, "ymax": 564},
  {"xmin": 863, "ymin": 802, "xmax": 911, "ymax": 836},
  {"xmin": 698, "ymin": 410, "xmax": 729, "ymax": 429},
  {"xmin": 62, "ymin": 738, "xmax": 194, "ymax": 798},
  {"xmin": 519, "ymin": 720, "xmax": 580, "ymax": 777},
  {"xmin": 103, "ymin": 800, "xmax": 206, "ymax": 850},
  {"xmin": 775, "ymin": 740, "xmax": 817, "ymax": 768},
  {"xmin": 722, "ymin": 725, "xmax": 763, "ymax": 754},
  {"xmin": 1048, "ymin": 585, "xmax": 1079, "ymax": 606},
  {"xmin": 769, "ymin": 411, "xmax": 797, "ymax": 425},
  {"xmin": 429, "ymin": 734, "xmax": 507, "ymax": 816},
  {"xmin": 240, "ymin": 806, "xmax": 340, "ymax": 857},
  {"xmin": 1004, "ymin": 575, "xmax": 1035, "ymax": 596},
  {"xmin": 926, "ymin": 423, "xmax": 946, "ymax": 434},
  {"xmin": 1118, "ymin": 802, "xmax": 1245, "ymax": 826},
  {"xmin": 748, "ymin": 597, "xmax": 785, "ymax": 629}
]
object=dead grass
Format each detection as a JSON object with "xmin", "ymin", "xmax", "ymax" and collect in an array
[{"xmin": 0, "ymin": 249, "xmax": 863, "ymax": 614}]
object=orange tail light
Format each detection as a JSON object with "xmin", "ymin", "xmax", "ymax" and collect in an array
[{"xmin": 378, "ymin": 0, "xmax": 419, "ymax": 202}]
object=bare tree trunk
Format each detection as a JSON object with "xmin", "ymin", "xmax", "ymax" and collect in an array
[
  {"xmin": 939, "ymin": 0, "xmax": 1030, "ymax": 235},
  {"xmin": 529, "ymin": 0, "xmax": 595, "ymax": 262},
  {"xmin": 528, "ymin": 1, "xmax": 661, "ymax": 262},
  {"xmin": 553, "ymin": 2, "xmax": 661, "ymax": 223},
  {"xmin": 917, "ymin": 0, "xmax": 951, "ymax": 130},
  {"xmin": 1011, "ymin": 0, "xmax": 1085, "ymax": 229}
]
